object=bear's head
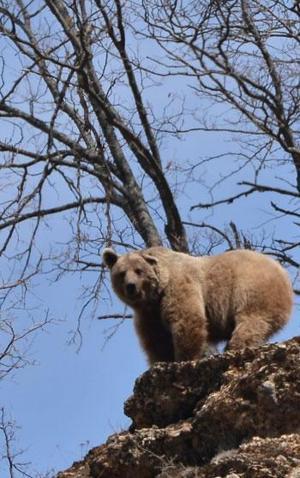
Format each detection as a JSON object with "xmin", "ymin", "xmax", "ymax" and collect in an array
[{"xmin": 102, "ymin": 248, "xmax": 162, "ymax": 307}]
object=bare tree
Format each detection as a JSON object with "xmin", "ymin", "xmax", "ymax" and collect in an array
[
  {"xmin": 0, "ymin": 0, "xmax": 188, "ymax": 254},
  {"xmin": 141, "ymin": 0, "xmax": 299, "ymax": 279},
  {"xmin": 0, "ymin": 408, "xmax": 33, "ymax": 478},
  {"xmin": 0, "ymin": 1, "xmax": 298, "ymax": 294},
  {"xmin": 0, "ymin": 0, "xmax": 297, "ymax": 321}
]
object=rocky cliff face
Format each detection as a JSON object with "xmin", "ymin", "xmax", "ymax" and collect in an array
[{"xmin": 58, "ymin": 338, "xmax": 300, "ymax": 478}]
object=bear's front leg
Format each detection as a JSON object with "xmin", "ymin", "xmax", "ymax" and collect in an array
[
  {"xmin": 134, "ymin": 308, "xmax": 175, "ymax": 365},
  {"xmin": 162, "ymin": 282, "xmax": 208, "ymax": 361}
]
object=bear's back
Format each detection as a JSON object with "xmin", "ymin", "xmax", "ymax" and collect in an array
[{"xmin": 202, "ymin": 249, "xmax": 293, "ymax": 330}]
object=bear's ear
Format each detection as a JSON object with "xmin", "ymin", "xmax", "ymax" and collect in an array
[
  {"xmin": 142, "ymin": 254, "xmax": 158, "ymax": 267},
  {"xmin": 102, "ymin": 248, "xmax": 119, "ymax": 269}
]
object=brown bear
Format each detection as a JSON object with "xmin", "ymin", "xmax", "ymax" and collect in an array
[{"xmin": 102, "ymin": 247, "xmax": 293, "ymax": 365}]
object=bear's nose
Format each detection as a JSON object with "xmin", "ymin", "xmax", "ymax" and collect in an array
[{"xmin": 126, "ymin": 283, "xmax": 136, "ymax": 296}]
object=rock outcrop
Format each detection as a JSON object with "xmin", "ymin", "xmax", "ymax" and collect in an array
[{"xmin": 58, "ymin": 338, "xmax": 300, "ymax": 478}]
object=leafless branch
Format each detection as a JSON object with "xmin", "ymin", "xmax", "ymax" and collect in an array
[
  {"xmin": 0, "ymin": 408, "xmax": 33, "ymax": 478},
  {"xmin": 97, "ymin": 313, "xmax": 132, "ymax": 320}
]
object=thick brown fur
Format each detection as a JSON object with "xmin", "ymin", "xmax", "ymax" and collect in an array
[{"xmin": 102, "ymin": 247, "xmax": 293, "ymax": 365}]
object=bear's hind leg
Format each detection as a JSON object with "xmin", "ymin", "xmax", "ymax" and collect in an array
[{"xmin": 227, "ymin": 312, "xmax": 271, "ymax": 351}]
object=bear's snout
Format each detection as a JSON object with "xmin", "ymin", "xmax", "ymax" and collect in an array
[{"xmin": 126, "ymin": 282, "xmax": 137, "ymax": 297}]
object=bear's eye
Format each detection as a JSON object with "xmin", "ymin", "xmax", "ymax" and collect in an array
[
  {"xmin": 135, "ymin": 268, "xmax": 143, "ymax": 276},
  {"xmin": 118, "ymin": 271, "xmax": 126, "ymax": 279}
]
